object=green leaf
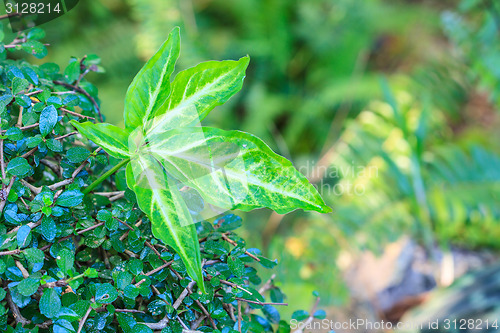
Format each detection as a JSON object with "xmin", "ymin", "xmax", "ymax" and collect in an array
[
  {"xmin": 66, "ymin": 147, "xmax": 90, "ymax": 164},
  {"xmin": 123, "ymin": 285, "xmax": 140, "ymax": 299},
  {"xmin": 313, "ymin": 309, "xmax": 326, "ymax": 319},
  {"xmin": 40, "ymin": 288, "xmax": 61, "ymax": 318},
  {"xmin": 64, "ymin": 60, "xmax": 80, "ymax": 83},
  {"xmin": 40, "ymin": 216, "xmax": 56, "ymax": 241},
  {"xmin": 95, "ymin": 283, "xmax": 118, "ymax": 304},
  {"xmin": 5, "ymin": 127, "xmax": 23, "ymax": 141},
  {"xmin": 132, "ymin": 324, "xmax": 153, "ymax": 333},
  {"xmin": 70, "ymin": 121, "xmax": 131, "ymax": 159},
  {"xmin": 56, "ymin": 248, "xmax": 74, "ymax": 275},
  {"xmin": 16, "ymin": 225, "xmax": 31, "ymax": 248},
  {"xmin": 24, "ymin": 248, "xmax": 44, "ymax": 264},
  {"xmin": 7, "ymin": 157, "xmax": 32, "ymax": 177},
  {"xmin": 12, "ymin": 77, "xmax": 29, "ymax": 95},
  {"xmin": 147, "ymin": 127, "xmax": 331, "ymax": 214},
  {"xmin": 22, "ymin": 40, "xmax": 47, "ymax": 58},
  {"xmin": 146, "ymin": 56, "xmax": 249, "ymax": 135},
  {"xmin": 291, "ymin": 310, "xmax": 309, "ymax": 321},
  {"xmin": 124, "ymin": 27, "xmax": 180, "ymax": 129},
  {"xmin": 47, "ymin": 138, "xmax": 63, "ymax": 152},
  {"xmin": 96, "ymin": 209, "xmax": 112, "ymax": 222},
  {"xmin": 125, "ymin": 155, "xmax": 205, "ymax": 292},
  {"xmin": 18, "ymin": 277, "xmax": 40, "ymax": 296},
  {"xmin": 227, "ymin": 255, "xmax": 245, "ymax": 278},
  {"xmin": 56, "ymin": 190, "xmax": 84, "ymax": 207},
  {"xmin": 40, "ymin": 105, "xmax": 58, "ymax": 137}
]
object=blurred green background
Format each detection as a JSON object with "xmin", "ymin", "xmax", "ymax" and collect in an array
[{"xmin": 14, "ymin": 0, "xmax": 500, "ymax": 322}]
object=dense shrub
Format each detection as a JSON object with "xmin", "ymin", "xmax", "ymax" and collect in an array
[{"xmin": 0, "ymin": 24, "xmax": 328, "ymax": 332}]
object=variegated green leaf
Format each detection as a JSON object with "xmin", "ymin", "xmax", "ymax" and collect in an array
[
  {"xmin": 125, "ymin": 154, "xmax": 205, "ymax": 292},
  {"xmin": 145, "ymin": 127, "xmax": 331, "ymax": 214},
  {"xmin": 124, "ymin": 27, "xmax": 180, "ymax": 130},
  {"xmin": 146, "ymin": 56, "xmax": 249, "ymax": 135},
  {"xmin": 70, "ymin": 120, "xmax": 131, "ymax": 159}
]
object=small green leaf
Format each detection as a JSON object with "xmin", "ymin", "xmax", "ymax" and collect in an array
[
  {"xmin": 5, "ymin": 127, "xmax": 23, "ymax": 141},
  {"xmin": 70, "ymin": 121, "xmax": 131, "ymax": 159},
  {"xmin": 116, "ymin": 271, "xmax": 133, "ymax": 290},
  {"xmin": 56, "ymin": 248, "xmax": 74, "ymax": 275},
  {"xmin": 22, "ymin": 40, "xmax": 47, "ymax": 58},
  {"xmin": 66, "ymin": 147, "xmax": 90, "ymax": 164},
  {"xmin": 40, "ymin": 105, "xmax": 58, "ymax": 137},
  {"xmin": 40, "ymin": 288, "xmax": 61, "ymax": 318},
  {"xmin": 123, "ymin": 285, "xmax": 140, "ymax": 299},
  {"xmin": 7, "ymin": 157, "xmax": 32, "ymax": 177},
  {"xmin": 262, "ymin": 305, "xmax": 280, "ymax": 324},
  {"xmin": 18, "ymin": 277, "xmax": 40, "ymax": 296},
  {"xmin": 291, "ymin": 310, "xmax": 309, "ymax": 321},
  {"xmin": 96, "ymin": 210, "xmax": 112, "ymax": 222},
  {"xmin": 12, "ymin": 77, "xmax": 29, "ymax": 95},
  {"xmin": 227, "ymin": 255, "xmax": 245, "ymax": 278},
  {"xmin": 313, "ymin": 309, "xmax": 326, "ymax": 319},
  {"xmin": 47, "ymin": 138, "xmax": 63, "ymax": 152},
  {"xmin": 56, "ymin": 190, "xmax": 84, "ymax": 207},
  {"xmin": 95, "ymin": 283, "xmax": 118, "ymax": 304},
  {"xmin": 40, "ymin": 216, "xmax": 56, "ymax": 241},
  {"xmin": 132, "ymin": 324, "xmax": 153, "ymax": 333},
  {"xmin": 24, "ymin": 248, "xmax": 44, "ymax": 264},
  {"xmin": 127, "ymin": 259, "xmax": 143, "ymax": 275},
  {"xmin": 84, "ymin": 267, "xmax": 98, "ymax": 278},
  {"xmin": 64, "ymin": 60, "xmax": 80, "ymax": 83},
  {"xmin": 16, "ymin": 225, "xmax": 31, "ymax": 248},
  {"xmin": 27, "ymin": 27, "xmax": 45, "ymax": 40}
]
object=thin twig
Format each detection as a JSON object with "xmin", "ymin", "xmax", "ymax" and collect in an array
[
  {"xmin": 0, "ymin": 249, "xmax": 21, "ymax": 256},
  {"xmin": 258, "ymin": 274, "xmax": 276, "ymax": 294},
  {"xmin": 54, "ymin": 80, "xmax": 103, "ymax": 122},
  {"xmin": 109, "ymin": 192, "xmax": 125, "ymax": 201},
  {"xmin": 144, "ymin": 281, "xmax": 197, "ymax": 330},
  {"xmin": 6, "ymin": 289, "xmax": 31, "ymax": 326},
  {"xmin": 77, "ymin": 304, "xmax": 93, "ymax": 333},
  {"xmin": 25, "ymin": 89, "xmax": 43, "ymax": 97},
  {"xmin": 0, "ymin": 176, "xmax": 16, "ymax": 213},
  {"xmin": 238, "ymin": 300, "xmax": 242, "ymax": 333},
  {"xmin": 0, "ymin": 12, "xmax": 22, "ymax": 20},
  {"xmin": 222, "ymin": 234, "xmax": 260, "ymax": 262},
  {"xmin": 94, "ymin": 191, "xmax": 124, "ymax": 197},
  {"xmin": 214, "ymin": 294, "xmax": 288, "ymax": 307},
  {"xmin": 17, "ymin": 107, "xmax": 23, "ymax": 127},
  {"xmin": 0, "ymin": 122, "xmax": 39, "ymax": 134},
  {"xmin": 191, "ymin": 315, "xmax": 207, "ymax": 330},
  {"xmin": 60, "ymin": 107, "xmax": 95, "ymax": 120},
  {"xmin": 0, "ymin": 116, "xmax": 5, "ymax": 179},
  {"xmin": 77, "ymin": 222, "xmax": 105, "ymax": 234}
]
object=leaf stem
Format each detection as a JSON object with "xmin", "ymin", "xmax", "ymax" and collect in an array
[{"xmin": 83, "ymin": 158, "xmax": 130, "ymax": 195}]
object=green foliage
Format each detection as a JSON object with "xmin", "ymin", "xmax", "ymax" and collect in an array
[
  {"xmin": 0, "ymin": 25, "xmax": 326, "ymax": 332},
  {"xmin": 442, "ymin": 0, "xmax": 500, "ymax": 109},
  {"xmin": 71, "ymin": 27, "xmax": 330, "ymax": 291}
]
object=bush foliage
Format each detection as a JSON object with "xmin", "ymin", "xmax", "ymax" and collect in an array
[{"xmin": 0, "ymin": 25, "xmax": 327, "ymax": 332}]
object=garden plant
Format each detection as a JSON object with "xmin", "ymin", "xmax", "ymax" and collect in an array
[{"xmin": 0, "ymin": 24, "xmax": 330, "ymax": 332}]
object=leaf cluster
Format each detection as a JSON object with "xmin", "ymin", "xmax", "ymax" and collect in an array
[{"xmin": 0, "ymin": 25, "xmax": 323, "ymax": 332}]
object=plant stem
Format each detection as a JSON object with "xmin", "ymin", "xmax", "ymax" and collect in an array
[{"xmin": 83, "ymin": 158, "xmax": 130, "ymax": 195}]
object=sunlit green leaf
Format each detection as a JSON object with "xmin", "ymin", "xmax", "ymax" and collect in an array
[
  {"xmin": 147, "ymin": 127, "xmax": 331, "ymax": 214},
  {"xmin": 70, "ymin": 121, "xmax": 131, "ymax": 159},
  {"xmin": 125, "ymin": 154, "xmax": 205, "ymax": 292},
  {"xmin": 124, "ymin": 27, "xmax": 180, "ymax": 130},
  {"xmin": 146, "ymin": 56, "xmax": 249, "ymax": 135}
]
